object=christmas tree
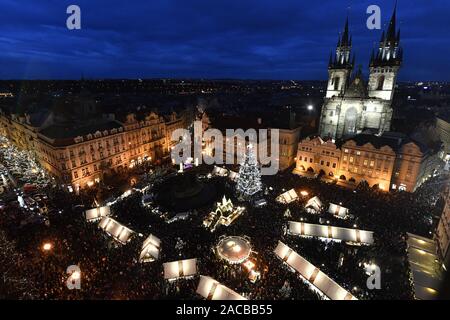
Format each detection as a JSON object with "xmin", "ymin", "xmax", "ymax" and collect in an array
[{"xmin": 236, "ymin": 144, "xmax": 262, "ymax": 198}]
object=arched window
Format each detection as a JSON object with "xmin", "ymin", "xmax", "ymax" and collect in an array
[{"xmin": 377, "ymin": 75, "xmax": 385, "ymax": 90}]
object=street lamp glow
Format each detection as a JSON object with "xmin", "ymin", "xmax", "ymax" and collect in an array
[
  {"xmin": 42, "ymin": 242, "xmax": 52, "ymax": 251},
  {"xmin": 307, "ymin": 105, "xmax": 314, "ymax": 111}
]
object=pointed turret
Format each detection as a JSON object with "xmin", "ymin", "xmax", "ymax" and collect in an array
[
  {"xmin": 329, "ymin": 17, "xmax": 353, "ymax": 69},
  {"xmin": 371, "ymin": 3, "xmax": 402, "ymax": 68},
  {"xmin": 386, "ymin": 1, "xmax": 397, "ymax": 43},
  {"xmin": 341, "ymin": 17, "xmax": 350, "ymax": 46}
]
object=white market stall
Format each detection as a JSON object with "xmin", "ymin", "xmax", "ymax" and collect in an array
[
  {"xmin": 328, "ymin": 203, "xmax": 349, "ymax": 219},
  {"xmin": 288, "ymin": 221, "xmax": 374, "ymax": 245},
  {"xmin": 406, "ymin": 233, "xmax": 443, "ymax": 300},
  {"xmin": 98, "ymin": 217, "xmax": 135, "ymax": 244},
  {"xmin": 196, "ymin": 276, "xmax": 247, "ymax": 300},
  {"xmin": 212, "ymin": 166, "xmax": 228, "ymax": 177},
  {"xmin": 85, "ymin": 206, "xmax": 111, "ymax": 222},
  {"xmin": 305, "ymin": 196, "xmax": 323, "ymax": 213},
  {"xmin": 274, "ymin": 241, "xmax": 357, "ymax": 300},
  {"xmin": 228, "ymin": 171, "xmax": 240, "ymax": 182},
  {"xmin": 163, "ymin": 258, "xmax": 198, "ymax": 280},
  {"xmin": 140, "ymin": 234, "xmax": 161, "ymax": 262},
  {"xmin": 276, "ymin": 189, "xmax": 299, "ymax": 204}
]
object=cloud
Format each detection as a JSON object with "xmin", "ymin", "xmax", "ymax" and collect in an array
[{"xmin": 0, "ymin": 0, "xmax": 448, "ymax": 80}]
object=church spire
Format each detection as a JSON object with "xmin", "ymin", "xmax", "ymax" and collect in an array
[
  {"xmin": 371, "ymin": 2, "xmax": 402, "ymax": 67},
  {"xmin": 386, "ymin": 0, "xmax": 398, "ymax": 43},
  {"xmin": 330, "ymin": 17, "xmax": 353, "ymax": 69},
  {"xmin": 341, "ymin": 16, "xmax": 350, "ymax": 46}
]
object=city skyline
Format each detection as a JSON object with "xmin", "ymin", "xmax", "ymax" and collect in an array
[{"xmin": 1, "ymin": 0, "xmax": 449, "ymax": 81}]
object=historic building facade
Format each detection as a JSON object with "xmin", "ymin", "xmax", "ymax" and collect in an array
[
  {"xmin": 0, "ymin": 109, "xmax": 188, "ymax": 189},
  {"xmin": 293, "ymin": 132, "xmax": 443, "ymax": 192},
  {"xmin": 319, "ymin": 6, "xmax": 402, "ymax": 139}
]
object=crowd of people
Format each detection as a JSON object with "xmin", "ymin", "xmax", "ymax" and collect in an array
[{"xmin": 0, "ymin": 160, "xmax": 447, "ymax": 300}]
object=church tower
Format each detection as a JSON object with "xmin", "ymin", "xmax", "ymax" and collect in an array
[
  {"xmin": 368, "ymin": 4, "xmax": 402, "ymax": 101},
  {"xmin": 326, "ymin": 18, "xmax": 355, "ymax": 98}
]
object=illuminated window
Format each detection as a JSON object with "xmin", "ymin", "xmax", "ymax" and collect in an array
[{"xmin": 349, "ymin": 157, "xmax": 354, "ymax": 163}]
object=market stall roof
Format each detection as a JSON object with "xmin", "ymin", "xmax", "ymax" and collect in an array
[
  {"xmin": 140, "ymin": 234, "xmax": 161, "ymax": 262},
  {"xmin": 85, "ymin": 206, "xmax": 111, "ymax": 222},
  {"xmin": 98, "ymin": 217, "xmax": 135, "ymax": 244},
  {"xmin": 196, "ymin": 276, "xmax": 247, "ymax": 300},
  {"xmin": 274, "ymin": 241, "xmax": 357, "ymax": 300},
  {"xmin": 288, "ymin": 221, "xmax": 374, "ymax": 245},
  {"xmin": 406, "ymin": 233, "xmax": 443, "ymax": 300},
  {"xmin": 328, "ymin": 203, "xmax": 349, "ymax": 219},
  {"xmin": 228, "ymin": 171, "xmax": 240, "ymax": 182},
  {"xmin": 276, "ymin": 189, "xmax": 299, "ymax": 204},
  {"xmin": 212, "ymin": 166, "xmax": 228, "ymax": 177},
  {"xmin": 305, "ymin": 196, "xmax": 323, "ymax": 212},
  {"xmin": 163, "ymin": 258, "xmax": 198, "ymax": 280}
]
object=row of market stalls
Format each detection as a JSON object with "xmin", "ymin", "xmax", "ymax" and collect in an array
[
  {"xmin": 288, "ymin": 221, "xmax": 374, "ymax": 245},
  {"xmin": 162, "ymin": 258, "xmax": 247, "ymax": 300},
  {"xmin": 276, "ymin": 189, "xmax": 349, "ymax": 219},
  {"xmin": 406, "ymin": 233, "xmax": 443, "ymax": 300},
  {"xmin": 211, "ymin": 166, "xmax": 240, "ymax": 182},
  {"xmin": 274, "ymin": 241, "xmax": 357, "ymax": 300},
  {"xmin": 84, "ymin": 206, "xmax": 161, "ymax": 262},
  {"xmin": 85, "ymin": 205, "xmax": 248, "ymax": 300}
]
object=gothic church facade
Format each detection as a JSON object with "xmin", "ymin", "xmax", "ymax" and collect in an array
[{"xmin": 319, "ymin": 5, "xmax": 403, "ymax": 139}]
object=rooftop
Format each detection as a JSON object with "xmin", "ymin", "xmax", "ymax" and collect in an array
[{"xmin": 39, "ymin": 120, "xmax": 123, "ymax": 146}]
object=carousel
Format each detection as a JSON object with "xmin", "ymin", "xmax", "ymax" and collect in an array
[{"xmin": 216, "ymin": 236, "xmax": 252, "ymax": 265}]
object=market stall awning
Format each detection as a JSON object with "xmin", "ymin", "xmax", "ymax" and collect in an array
[
  {"xmin": 328, "ymin": 203, "xmax": 349, "ymax": 219},
  {"xmin": 276, "ymin": 189, "xmax": 299, "ymax": 204},
  {"xmin": 406, "ymin": 233, "xmax": 443, "ymax": 300},
  {"xmin": 85, "ymin": 206, "xmax": 110, "ymax": 222},
  {"xmin": 288, "ymin": 221, "xmax": 374, "ymax": 245},
  {"xmin": 163, "ymin": 258, "xmax": 198, "ymax": 280},
  {"xmin": 196, "ymin": 276, "xmax": 247, "ymax": 300},
  {"xmin": 212, "ymin": 166, "xmax": 228, "ymax": 177},
  {"xmin": 305, "ymin": 196, "xmax": 323, "ymax": 212},
  {"xmin": 228, "ymin": 171, "xmax": 240, "ymax": 182},
  {"xmin": 98, "ymin": 217, "xmax": 135, "ymax": 244},
  {"xmin": 274, "ymin": 241, "xmax": 357, "ymax": 300},
  {"xmin": 140, "ymin": 234, "xmax": 161, "ymax": 262}
]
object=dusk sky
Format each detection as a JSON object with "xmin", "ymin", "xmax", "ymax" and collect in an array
[{"xmin": 0, "ymin": 0, "xmax": 448, "ymax": 81}]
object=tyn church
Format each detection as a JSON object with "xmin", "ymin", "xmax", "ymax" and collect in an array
[{"xmin": 319, "ymin": 5, "xmax": 402, "ymax": 139}]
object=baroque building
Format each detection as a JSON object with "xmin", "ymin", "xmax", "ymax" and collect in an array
[
  {"xmin": 0, "ymin": 108, "xmax": 188, "ymax": 189},
  {"xmin": 293, "ymin": 132, "xmax": 443, "ymax": 192},
  {"xmin": 319, "ymin": 6, "xmax": 402, "ymax": 139}
]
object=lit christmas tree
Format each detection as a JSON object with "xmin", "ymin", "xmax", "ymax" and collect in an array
[{"xmin": 236, "ymin": 144, "xmax": 262, "ymax": 198}]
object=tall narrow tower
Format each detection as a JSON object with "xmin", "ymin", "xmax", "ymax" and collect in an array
[
  {"xmin": 325, "ymin": 18, "xmax": 355, "ymax": 98},
  {"xmin": 368, "ymin": 4, "xmax": 402, "ymax": 101}
]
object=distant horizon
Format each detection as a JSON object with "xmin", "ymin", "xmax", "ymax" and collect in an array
[{"xmin": 0, "ymin": 77, "xmax": 447, "ymax": 84}]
